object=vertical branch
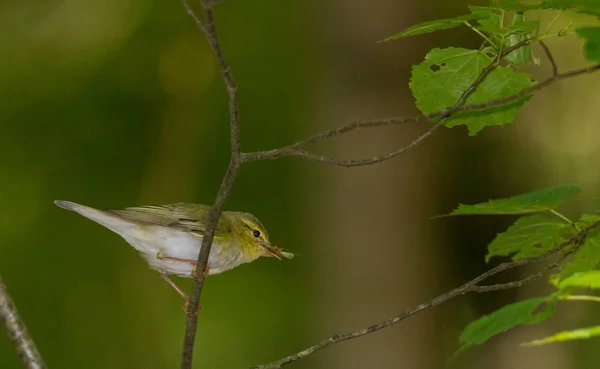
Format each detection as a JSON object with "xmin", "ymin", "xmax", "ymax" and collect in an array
[
  {"xmin": 180, "ymin": 1, "xmax": 242, "ymax": 369},
  {"xmin": 0, "ymin": 277, "xmax": 46, "ymax": 369}
]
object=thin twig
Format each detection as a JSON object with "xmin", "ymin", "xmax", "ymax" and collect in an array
[
  {"xmin": 249, "ymin": 222, "xmax": 597, "ymax": 369},
  {"xmin": 243, "ymin": 64, "xmax": 600, "ymax": 166},
  {"xmin": 539, "ymin": 40, "xmax": 558, "ymax": 76},
  {"xmin": 180, "ymin": 2, "xmax": 242, "ymax": 369},
  {"xmin": 241, "ymin": 40, "xmax": 536, "ymax": 165},
  {"xmin": 0, "ymin": 277, "xmax": 46, "ymax": 369}
]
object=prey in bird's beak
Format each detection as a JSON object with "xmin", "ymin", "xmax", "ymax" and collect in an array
[{"xmin": 264, "ymin": 244, "xmax": 294, "ymax": 260}]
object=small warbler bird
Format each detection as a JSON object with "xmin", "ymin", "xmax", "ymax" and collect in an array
[{"xmin": 54, "ymin": 200, "xmax": 293, "ymax": 304}]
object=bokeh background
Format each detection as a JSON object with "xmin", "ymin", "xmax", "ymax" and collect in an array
[{"xmin": 1, "ymin": 1, "xmax": 600, "ymax": 368}]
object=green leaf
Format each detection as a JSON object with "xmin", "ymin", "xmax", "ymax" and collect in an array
[
  {"xmin": 504, "ymin": 20, "xmax": 539, "ymax": 35},
  {"xmin": 410, "ymin": 47, "xmax": 535, "ymax": 135},
  {"xmin": 478, "ymin": 19, "xmax": 539, "ymax": 36},
  {"xmin": 457, "ymin": 297, "xmax": 555, "ymax": 354},
  {"xmin": 559, "ymin": 229, "xmax": 600, "ymax": 280},
  {"xmin": 576, "ymin": 27, "xmax": 600, "ymax": 63},
  {"xmin": 471, "ymin": 6, "xmax": 503, "ymax": 35},
  {"xmin": 542, "ymin": 0, "xmax": 600, "ymax": 18},
  {"xmin": 505, "ymin": 13, "xmax": 536, "ymax": 67},
  {"xmin": 444, "ymin": 184, "xmax": 581, "ymax": 216},
  {"xmin": 577, "ymin": 214, "xmax": 600, "ymax": 229},
  {"xmin": 558, "ymin": 270, "xmax": 600, "ymax": 289},
  {"xmin": 486, "ymin": 215, "xmax": 568, "ymax": 262},
  {"xmin": 380, "ymin": 14, "xmax": 489, "ymax": 41},
  {"xmin": 524, "ymin": 325, "xmax": 600, "ymax": 346},
  {"xmin": 444, "ymin": 66, "xmax": 535, "ymax": 134},
  {"xmin": 495, "ymin": 0, "xmax": 544, "ymax": 11}
]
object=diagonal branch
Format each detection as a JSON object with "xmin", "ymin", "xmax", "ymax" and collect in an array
[
  {"xmin": 242, "ymin": 64, "xmax": 600, "ymax": 166},
  {"xmin": 249, "ymin": 222, "xmax": 597, "ymax": 369},
  {"xmin": 0, "ymin": 277, "xmax": 46, "ymax": 369}
]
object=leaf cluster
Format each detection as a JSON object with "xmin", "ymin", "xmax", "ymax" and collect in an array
[
  {"xmin": 442, "ymin": 184, "xmax": 600, "ymax": 356},
  {"xmin": 383, "ymin": 0, "xmax": 600, "ymax": 135}
]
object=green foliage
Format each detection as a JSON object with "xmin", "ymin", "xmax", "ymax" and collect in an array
[
  {"xmin": 450, "ymin": 185, "xmax": 600, "ymax": 356},
  {"xmin": 558, "ymin": 228, "xmax": 600, "ymax": 280},
  {"xmin": 524, "ymin": 325, "xmax": 600, "ymax": 346},
  {"xmin": 499, "ymin": 0, "xmax": 600, "ymax": 18},
  {"xmin": 385, "ymin": 1, "xmax": 600, "ymax": 135},
  {"xmin": 558, "ymin": 270, "xmax": 600, "ymax": 289},
  {"xmin": 380, "ymin": 14, "xmax": 489, "ymax": 41},
  {"xmin": 494, "ymin": 0, "xmax": 543, "ymax": 11},
  {"xmin": 386, "ymin": 0, "xmax": 600, "ymax": 360},
  {"xmin": 505, "ymin": 13, "xmax": 539, "ymax": 67},
  {"xmin": 486, "ymin": 215, "xmax": 568, "ymax": 262},
  {"xmin": 576, "ymin": 27, "xmax": 600, "ymax": 63},
  {"xmin": 445, "ymin": 184, "xmax": 581, "ymax": 216},
  {"xmin": 542, "ymin": 0, "xmax": 600, "ymax": 18},
  {"xmin": 457, "ymin": 297, "xmax": 555, "ymax": 354},
  {"xmin": 410, "ymin": 48, "xmax": 535, "ymax": 135}
]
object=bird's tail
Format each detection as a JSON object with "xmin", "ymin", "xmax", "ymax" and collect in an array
[{"xmin": 54, "ymin": 200, "xmax": 137, "ymax": 235}]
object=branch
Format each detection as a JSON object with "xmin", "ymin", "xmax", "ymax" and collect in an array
[
  {"xmin": 0, "ymin": 277, "xmax": 46, "ymax": 369},
  {"xmin": 538, "ymin": 40, "xmax": 558, "ymax": 76},
  {"xmin": 180, "ymin": 1, "xmax": 241, "ymax": 369},
  {"xmin": 249, "ymin": 222, "xmax": 597, "ymax": 369},
  {"xmin": 242, "ymin": 36, "xmax": 599, "ymax": 167}
]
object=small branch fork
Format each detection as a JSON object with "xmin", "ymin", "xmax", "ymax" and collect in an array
[
  {"xmin": 178, "ymin": 1, "xmax": 600, "ymax": 369},
  {"xmin": 0, "ymin": 277, "xmax": 47, "ymax": 369}
]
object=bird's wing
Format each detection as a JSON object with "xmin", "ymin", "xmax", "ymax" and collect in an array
[{"xmin": 106, "ymin": 203, "xmax": 211, "ymax": 236}]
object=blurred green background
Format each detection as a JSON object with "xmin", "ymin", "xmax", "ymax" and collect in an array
[{"xmin": 1, "ymin": 1, "xmax": 600, "ymax": 369}]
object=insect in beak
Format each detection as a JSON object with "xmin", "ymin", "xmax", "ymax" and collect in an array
[{"xmin": 265, "ymin": 245, "xmax": 282, "ymax": 259}]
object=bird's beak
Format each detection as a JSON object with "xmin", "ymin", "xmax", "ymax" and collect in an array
[
  {"xmin": 264, "ymin": 244, "xmax": 294, "ymax": 260},
  {"xmin": 264, "ymin": 245, "xmax": 282, "ymax": 259}
]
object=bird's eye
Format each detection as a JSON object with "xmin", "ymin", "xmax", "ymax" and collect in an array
[{"xmin": 253, "ymin": 230, "xmax": 261, "ymax": 238}]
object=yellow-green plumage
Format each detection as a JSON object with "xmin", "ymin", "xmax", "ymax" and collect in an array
[{"xmin": 54, "ymin": 200, "xmax": 293, "ymax": 278}]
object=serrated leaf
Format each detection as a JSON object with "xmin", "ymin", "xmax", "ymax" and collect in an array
[
  {"xmin": 471, "ymin": 6, "xmax": 504, "ymax": 35},
  {"xmin": 542, "ymin": 0, "xmax": 600, "ymax": 18},
  {"xmin": 486, "ymin": 215, "xmax": 568, "ymax": 262},
  {"xmin": 576, "ymin": 27, "xmax": 600, "ymax": 63},
  {"xmin": 558, "ymin": 270, "xmax": 600, "ymax": 289},
  {"xmin": 524, "ymin": 325, "xmax": 600, "ymax": 346},
  {"xmin": 445, "ymin": 184, "xmax": 581, "ymax": 216},
  {"xmin": 559, "ymin": 229, "xmax": 600, "ymax": 280},
  {"xmin": 457, "ymin": 297, "xmax": 555, "ymax": 354},
  {"xmin": 410, "ymin": 47, "xmax": 535, "ymax": 135},
  {"xmin": 381, "ymin": 14, "xmax": 489, "ymax": 41}
]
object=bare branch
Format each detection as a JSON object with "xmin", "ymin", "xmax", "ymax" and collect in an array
[
  {"xmin": 180, "ymin": 2, "xmax": 242, "ymax": 369},
  {"xmin": 0, "ymin": 277, "xmax": 46, "ymax": 369},
  {"xmin": 243, "ymin": 64, "xmax": 600, "ymax": 166},
  {"xmin": 241, "ymin": 40, "xmax": 535, "ymax": 165},
  {"xmin": 539, "ymin": 40, "xmax": 558, "ymax": 76},
  {"xmin": 249, "ymin": 222, "xmax": 597, "ymax": 369}
]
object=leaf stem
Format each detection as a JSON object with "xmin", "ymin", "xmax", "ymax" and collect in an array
[
  {"xmin": 549, "ymin": 209, "xmax": 574, "ymax": 226},
  {"xmin": 463, "ymin": 21, "xmax": 497, "ymax": 48},
  {"xmin": 544, "ymin": 10, "xmax": 564, "ymax": 36}
]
